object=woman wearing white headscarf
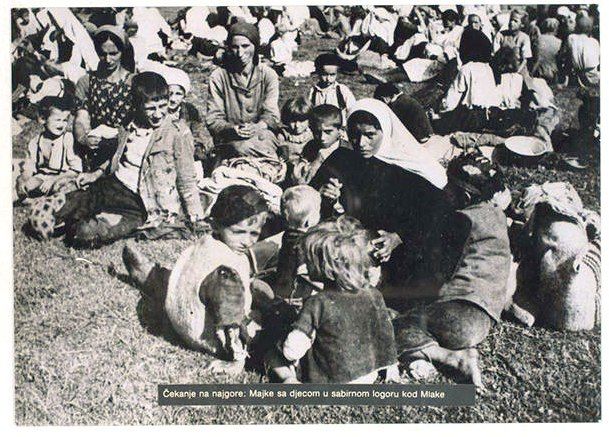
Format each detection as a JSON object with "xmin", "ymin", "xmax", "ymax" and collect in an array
[
  {"xmin": 345, "ymin": 98, "xmax": 447, "ymax": 188},
  {"xmin": 309, "ymin": 99, "xmax": 452, "ymax": 281}
]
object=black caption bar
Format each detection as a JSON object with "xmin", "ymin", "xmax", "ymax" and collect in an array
[{"xmin": 158, "ymin": 384, "xmax": 475, "ymax": 406}]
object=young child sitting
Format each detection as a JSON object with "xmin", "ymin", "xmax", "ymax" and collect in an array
[
  {"xmin": 289, "ymin": 104, "xmax": 349, "ymax": 185},
  {"xmin": 277, "ymin": 97, "xmax": 313, "ymax": 162},
  {"xmin": 273, "ymin": 185, "xmax": 322, "ymax": 302},
  {"xmin": 16, "ymin": 96, "xmax": 82, "ymax": 199},
  {"xmin": 308, "ymin": 53, "xmax": 356, "ymax": 121},
  {"xmin": 28, "ymin": 72, "xmax": 204, "ymax": 246},
  {"xmin": 122, "ymin": 184, "xmax": 273, "ymax": 374},
  {"xmin": 149, "ymin": 64, "xmax": 213, "ymax": 161},
  {"xmin": 266, "ymin": 219, "xmax": 399, "ymax": 383}
]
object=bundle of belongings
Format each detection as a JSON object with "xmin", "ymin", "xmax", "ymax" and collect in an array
[
  {"xmin": 198, "ymin": 157, "xmax": 287, "ymax": 216},
  {"xmin": 510, "ymin": 182, "xmax": 600, "ymax": 331}
]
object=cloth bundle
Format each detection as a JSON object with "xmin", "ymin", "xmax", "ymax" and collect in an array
[
  {"xmin": 516, "ymin": 181, "xmax": 600, "ymax": 239},
  {"xmin": 198, "ymin": 157, "xmax": 286, "ymax": 216}
]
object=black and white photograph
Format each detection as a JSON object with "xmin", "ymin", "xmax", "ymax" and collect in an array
[{"xmin": 8, "ymin": 2, "xmax": 602, "ymax": 425}]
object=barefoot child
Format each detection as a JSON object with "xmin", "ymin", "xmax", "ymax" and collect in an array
[
  {"xmin": 393, "ymin": 151, "xmax": 512, "ymax": 388},
  {"xmin": 16, "ymin": 96, "xmax": 82, "ymax": 199},
  {"xmin": 28, "ymin": 72, "xmax": 203, "ymax": 246},
  {"xmin": 122, "ymin": 185, "xmax": 273, "ymax": 373},
  {"xmin": 267, "ymin": 220, "xmax": 399, "ymax": 383}
]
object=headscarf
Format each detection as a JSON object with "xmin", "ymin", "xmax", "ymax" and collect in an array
[
  {"xmin": 94, "ymin": 24, "xmax": 127, "ymax": 47},
  {"xmin": 227, "ymin": 21, "xmax": 260, "ymax": 48},
  {"xmin": 459, "ymin": 26, "xmax": 493, "ymax": 64},
  {"xmin": 347, "ymin": 99, "xmax": 448, "ymax": 188},
  {"xmin": 141, "ymin": 61, "xmax": 191, "ymax": 94}
]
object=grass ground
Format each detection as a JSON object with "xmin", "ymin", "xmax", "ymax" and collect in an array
[{"xmin": 13, "ymin": 9, "xmax": 600, "ymax": 424}]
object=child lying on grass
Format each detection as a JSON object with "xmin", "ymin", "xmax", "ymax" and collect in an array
[{"xmin": 122, "ymin": 185, "xmax": 276, "ymax": 374}]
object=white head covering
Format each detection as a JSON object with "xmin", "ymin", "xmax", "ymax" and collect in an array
[
  {"xmin": 140, "ymin": 61, "xmax": 191, "ymax": 94},
  {"xmin": 347, "ymin": 99, "xmax": 447, "ymax": 188}
]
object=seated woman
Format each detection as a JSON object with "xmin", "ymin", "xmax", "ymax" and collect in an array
[
  {"xmin": 73, "ymin": 25, "xmax": 135, "ymax": 178},
  {"xmin": 309, "ymin": 98, "xmax": 452, "ymax": 292},
  {"xmin": 206, "ymin": 22, "xmax": 281, "ymax": 162},
  {"xmin": 435, "ymin": 46, "xmax": 559, "ymax": 150}
]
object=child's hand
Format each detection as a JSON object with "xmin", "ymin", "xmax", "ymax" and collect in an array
[
  {"xmin": 320, "ymin": 178, "xmax": 342, "ymax": 201},
  {"xmin": 372, "ymin": 230, "xmax": 403, "ymax": 263},
  {"xmin": 39, "ymin": 177, "xmax": 58, "ymax": 194}
]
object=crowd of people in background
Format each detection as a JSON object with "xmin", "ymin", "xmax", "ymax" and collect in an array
[{"xmin": 11, "ymin": 5, "xmax": 601, "ymax": 388}]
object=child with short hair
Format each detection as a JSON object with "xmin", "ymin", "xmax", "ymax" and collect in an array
[
  {"xmin": 17, "ymin": 95, "xmax": 82, "ymax": 199},
  {"xmin": 273, "ymin": 185, "xmax": 322, "ymax": 301},
  {"xmin": 267, "ymin": 221, "xmax": 399, "ymax": 383},
  {"xmin": 493, "ymin": 9, "xmax": 532, "ymax": 74},
  {"xmin": 289, "ymin": 104, "xmax": 349, "ymax": 185},
  {"xmin": 153, "ymin": 64, "xmax": 213, "ymax": 158},
  {"xmin": 277, "ymin": 97, "xmax": 313, "ymax": 161},
  {"xmin": 28, "ymin": 71, "xmax": 203, "ymax": 246},
  {"xmin": 308, "ymin": 53, "xmax": 356, "ymax": 119},
  {"xmin": 122, "ymin": 184, "xmax": 273, "ymax": 372},
  {"xmin": 393, "ymin": 151, "xmax": 512, "ymax": 387}
]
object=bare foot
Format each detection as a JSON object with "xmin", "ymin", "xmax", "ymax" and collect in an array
[
  {"xmin": 122, "ymin": 245, "xmax": 154, "ymax": 287},
  {"xmin": 454, "ymin": 348, "xmax": 483, "ymax": 388},
  {"xmin": 409, "ymin": 359, "xmax": 439, "ymax": 381},
  {"xmin": 206, "ymin": 358, "xmax": 246, "ymax": 377}
]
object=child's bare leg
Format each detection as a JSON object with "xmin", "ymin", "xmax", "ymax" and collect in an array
[
  {"xmin": 122, "ymin": 245, "xmax": 171, "ymax": 303},
  {"xmin": 408, "ymin": 346, "xmax": 482, "ymax": 388},
  {"xmin": 264, "ymin": 349, "xmax": 300, "ymax": 383}
]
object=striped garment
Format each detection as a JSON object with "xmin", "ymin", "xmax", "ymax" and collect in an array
[{"xmin": 582, "ymin": 238, "xmax": 601, "ymax": 325}]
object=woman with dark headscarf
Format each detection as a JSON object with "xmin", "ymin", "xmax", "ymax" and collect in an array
[
  {"xmin": 73, "ymin": 25, "xmax": 135, "ymax": 181},
  {"xmin": 459, "ymin": 15, "xmax": 493, "ymax": 65},
  {"xmin": 206, "ymin": 22, "xmax": 281, "ymax": 160}
]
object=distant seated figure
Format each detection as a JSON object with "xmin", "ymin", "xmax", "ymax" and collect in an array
[{"xmin": 373, "ymin": 83, "xmax": 433, "ymax": 143}]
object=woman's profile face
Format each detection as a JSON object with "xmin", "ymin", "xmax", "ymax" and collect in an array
[
  {"xmin": 350, "ymin": 122, "xmax": 384, "ymax": 158},
  {"xmin": 228, "ymin": 35, "xmax": 255, "ymax": 68},
  {"xmin": 98, "ymin": 38, "xmax": 122, "ymax": 72}
]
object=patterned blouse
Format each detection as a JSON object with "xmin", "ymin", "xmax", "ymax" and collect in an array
[{"xmin": 75, "ymin": 70, "xmax": 133, "ymax": 129}]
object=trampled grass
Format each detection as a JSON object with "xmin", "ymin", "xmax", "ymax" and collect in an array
[{"xmin": 13, "ymin": 10, "xmax": 600, "ymax": 424}]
